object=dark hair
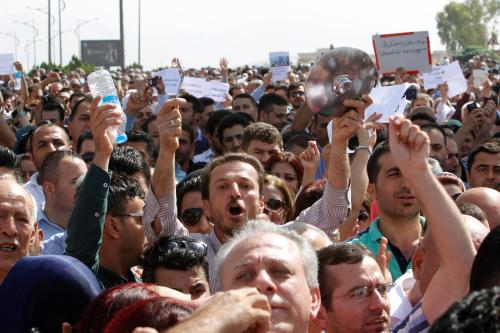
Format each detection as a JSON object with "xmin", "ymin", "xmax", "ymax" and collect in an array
[
  {"xmin": 242, "ymin": 122, "xmax": 283, "ymax": 150},
  {"xmin": 469, "ymin": 226, "xmax": 500, "ymax": 291},
  {"xmin": 456, "ymin": 201, "xmax": 488, "ymax": 224},
  {"xmin": 30, "ymin": 123, "xmax": 70, "ymax": 153},
  {"xmin": 76, "ymin": 130, "xmax": 94, "ymax": 154},
  {"xmin": 294, "ymin": 179, "xmax": 326, "ymax": 219},
  {"xmin": 41, "ymin": 96, "xmax": 65, "ymax": 122},
  {"xmin": 123, "ymin": 130, "xmax": 155, "ymax": 161},
  {"xmin": 205, "ymin": 110, "xmax": 232, "ymax": 137},
  {"xmin": 40, "ymin": 150, "xmax": 83, "ymax": 184},
  {"xmin": 367, "ymin": 140, "xmax": 391, "ymax": 184},
  {"xmin": 467, "ymin": 140, "xmax": 500, "ymax": 173},
  {"xmin": 76, "ymin": 283, "xmax": 159, "ymax": 333},
  {"xmin": 176, "ymin": 175, "xmax": 202, "ymax": 215},
  {"xmin": 317, "ymin": 243, "xmax": 373, "ymax": 310},
  {"xmin": 217, "ymin": 114, "xmax": 252, "ymax": 144},
  {"xmin": 103, "ymin": 296, "xmax": 193, "ymax": 333},
  {"xmin": 181, "ymin": 123, "xmax": 195, "ymax": 144},
  {"xmin": 69, "ymin": 95, "xmax": 92, "ymax": 121},
  {"xmin": 430, "ymin": 286, "xmax": 500, "ymax": 332},
  {"xmin": 420, "ymin": 123, "xmax": 447, "ymax": 146},
  {"xmin": 0, "ymin": 146, "xmax": 18, "ymax": 172},
  {"xmin": 265, "ymin": 151, "xmax": 304, "ymax": 190},
  {"xmin": 109, "ymin": 146, "xmax": 151, "ymax": 186},
  {"xmin": 200, "ymin": 153, "xmax": 265, "ymax": 200},
  {"xmin": 287, "ymin": 83, "xmax": 303, "ymax": 98},
  {"xmin": 141, "ymin": 235, "xmax": 209, "ymax": 283},
  {"xmin": 69, "ymin": 91, "xmax": 88, "ymax": 106},
  {"xmin": 181, "ymin": 94, "xmax": 202, "ymax": 114},
  {"xmin": 284, "ymin": 132, "xmax": 315, "ymax": 152},
  {"xmin": 107, "ymin": 172, "xmax": 145, "ymax": 216},
  {"xmin": 233, "ymin": 93, "xmax": 257, "ymax": 108},
  {"xmin": 409, "ymin": 112, "xmax": 437, "ymax": 124},
  {"xmin": 198, "ymin": 97, "xmax": 215, "ymax": 110},
  {"xmin": 258, "ymin": 92, "xmax": 288, "ymax": 114},
  {"xmin": 141, "ymin": 114, "xmax": 157, "ymax": 134}
]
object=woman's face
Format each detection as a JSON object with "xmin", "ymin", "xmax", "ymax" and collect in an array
[
  {"xmin": 271, "ymin": 162, "xmax": 299, "ymax": 192},
  {"xmin": 263, "ymin": 183, "xmax": 287, "ymax": 225}
]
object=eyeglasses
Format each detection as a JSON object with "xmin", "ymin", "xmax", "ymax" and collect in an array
[
  {"xmin": 157, "ymin": 239, "xmax": 207, "ymax": 256},
  {"xmin": 264, "ymin": 198, "xmax": 287, "ymax": 213},
  {"xmin": 332, "ymin": 283, "xmax": 394, "ymax": 303},
  {"xmin": 358, "ymin": 211, "xmax": 369, "ymax": 221},
  {"xmin": 180, "ymin": 208, "xmax": 204, "ymax": 226},
  {"xmin": 290, "ymin": 91, "xmax": 305, "ymax": 98}
]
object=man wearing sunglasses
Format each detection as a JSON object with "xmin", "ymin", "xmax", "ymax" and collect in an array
[
  {"xmin": 258, "ymin": 93, "xmax": 289, "ymax": 131},
  {"xmin": 287, "ymin": 83, "xmax": 306, "ymax": 112}
]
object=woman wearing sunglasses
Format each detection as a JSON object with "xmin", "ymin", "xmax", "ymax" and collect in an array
[{"xmin": 262, "ymin": 174, "xmax": 295, "ymax": 225}]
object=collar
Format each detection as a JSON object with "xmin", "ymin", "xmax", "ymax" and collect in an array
[
  {"xmin": 208, "ymin": 229, "xmax": 222, "ymax": 253},
  {"xmin": 28, "ymin": 172, "xmax": 40, "ymax": 186},
  {"xmin": 368, "ymin": 216, "xmax": 426, "ymax": 242}
]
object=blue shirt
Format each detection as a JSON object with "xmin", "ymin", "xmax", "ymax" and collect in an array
[
  {"xmin": 38, "ymin": 210, "xmax": 65, "ymax": 240},
  {"xmin": 41, "ymin": 232, "xmax": 67, "ymax": 255}
]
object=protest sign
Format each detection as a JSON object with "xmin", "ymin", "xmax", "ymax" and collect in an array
[
  {"xmin": 442, "ymin": 61, "xmax": 467, "ymax": 98},
  {"xmin": 181, "ymin": 77, "xmax": 206, "ymax": 98},
  {"xmin": 153, "ymin": 68, "xmax": 183, "ymax": 96},
  {"xmin": 473, "ymin": 69, "xmax": 488, "ymax": 88},
  {"xmin": 372, "ymin": 31, "xmax": 432, "ymax": 74},
  {"xmin": 422, "ymin": 66, "xmax": 446, "ymax": 90},
  {"xmin": 0, "ymin": 54, "xmax": 14, "ymax": 75},
  {"xmin": 365, "ymin": 83, "xmax": 411, "ymax": 123},
  {"xmin": 203, "ymin": 81, "xmax": 230, "ymax": 102},
  {"xmin": 269, "ymin": 51, "xmax": 291, "ymax": 82}
]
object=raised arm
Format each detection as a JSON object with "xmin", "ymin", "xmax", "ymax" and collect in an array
[
  {"xmin": 220, "ymin": 58, "xmax": 229, "ymax": 84},
  {"xmin": 143, "ymin": 98, "xmax": 189, "ymax": 242},
  {"xmin": 388, "ymin": 116, "xmax": 475, "ymax": 325}
]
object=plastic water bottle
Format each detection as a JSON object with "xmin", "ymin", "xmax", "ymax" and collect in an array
[
  {"xmin": 87, "ymin": 69, "xmax": 128, "ymax": 144},
  {"xmin": 14, "ymin": 71, "xmax": 22, "ymax": 91}
]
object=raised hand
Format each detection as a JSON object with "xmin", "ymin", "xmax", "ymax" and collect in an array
[
  {"xmin": 125, "ymin": 85, "xmax": 151, "ymax": 116},
  {"xmin": 155, "ymin": 77, "xmax": 166, "ymax": 95},
  {"xmin": 47, "ymin": 71, "xmax": 61, "ymax": 83},
  {"xmin": 357, "ymin": 113, "xmax": 382, "ymax": 148},
  {"xmin": 332, "ymin": 94, "xmax": 373, "ymax": 144},
  {"xmin": 13, "ymin": 61, "xmax": 23, "ymax": 72},
  {"xmin": 388, "ymin": 116, "xmax": 430, "ymax": 177},
  {"xmin": 299, "ymin": 141, "xmax": 321, "ymax": 173},
  {"xmin": 263, "ymin": 72, "xmax": 273, "ymax": 87},
  {"xmin": 376, "ymin": 237, "xmax": 393, "ymax": 284},
  {"xmin": 157, "ymin": 98, "xmax": 185, "ymax": 153},
  {"xmin": 220, "ymin": 57, "xmax": 229, "ymax": 72},
  {"xmin": 89, "ymin": 96, "xmax": 122, "ymax": 156}
]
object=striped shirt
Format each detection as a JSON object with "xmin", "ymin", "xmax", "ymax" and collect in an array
[
  {"xmin": 143, "ymin": 180, "xmax": 350, "ymax": 292},
  {"xmin": 393, "ymin": 301, "xmax": 429, "ymax": 333}
]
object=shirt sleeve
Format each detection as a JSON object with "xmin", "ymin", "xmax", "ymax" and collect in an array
[
  {"xmin": 293, "ymin": 180, "xmax": 350, "ymax": 237},
  {"xmin": 65, "ymin": 165, "xmax": 111, "ymax": 274},
  {"xmin": 155, "ymin": 94, "xmax": 169, "ymax": 114},
  {"xmin": 143, "ymin": 186, "xmax": 189, "ymax": 244}
]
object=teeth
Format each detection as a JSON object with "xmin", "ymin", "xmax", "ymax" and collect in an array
[{"xmin": 0, "ymin": 244, "xmax": 16, "ymax": 252}]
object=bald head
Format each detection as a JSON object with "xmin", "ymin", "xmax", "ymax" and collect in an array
[
  {"xmin": 463, "ymin": 215, "xmax": 490, "ymax": 250},
  {"xmin": 285, "ymin": 222, "xmax": 333, "ymax": 251},
  {"xmin": 457, "ymin": 188, "xmax": 500, "ymax": 229}
]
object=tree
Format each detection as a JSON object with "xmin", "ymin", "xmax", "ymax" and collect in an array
[{"xmin": 436, "ymin": 0, "xmax": 500, "ymax": 52}]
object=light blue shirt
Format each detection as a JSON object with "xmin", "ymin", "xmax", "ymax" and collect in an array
[
  {"xmin": 41, "ymin": 232, "xmax": 67, "ymax": 255},
  {"xmin": 38, "ymin": 210, "xmax": 65, "ymax": 240}
]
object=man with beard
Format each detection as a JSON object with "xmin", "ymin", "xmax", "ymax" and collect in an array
[{"xmin": 143, "ymin": 96, "xmax": 367, "ymax": 291}]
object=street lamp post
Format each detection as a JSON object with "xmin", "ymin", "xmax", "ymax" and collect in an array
[
  {"xmin": 58, "ymin": 0, "xmax": 66, "ymax": 66},
  {"xmin": 138, "ymin": 0, "xmax": 141, "ymax": 66},
  {"xmin": 74, "ymin": 18, "xmax": 98, "ymax": 57},
  {"xmin": 26, "ymin": 4, "xmax": 56, "ymax": 64},
  {"xmin": 0, "ymin": 32, "xmax": 20, "ymax": 59},
  {"xmin": 14, "ymin": 20, "xmax": 39, "ymax": 67}
]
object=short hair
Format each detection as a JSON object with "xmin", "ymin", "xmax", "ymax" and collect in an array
[
  {"xmin": 181, "ymin": 94, "xmax": 202, "ymax": 114},
  {"xmin": 198, "ymin": 97, "xmax": 215, "ymax": 110},
  {"xmin": 263, "ymin": 174, "xmax": 295, "ymax": 222},
  {"xmin": 412, "ymin": 93, "xmax": 434, "ymax": 108},
  {"xmin": 40, "ymin": 150, "xmax": 83, "ymax": 184},
  {"xmin": 284, "ymin": 133, "xmax": 315, "ymax": 152},
  {"xmin": 258, "ymin": 93, "xmax": 288, "ymax": 114},
  {"xmin": 294, "ymin": 179, "xmax": 326, "ymax": 219},
  {"xmin": 367, "ymin": 140, "xmax": 391, "ymax": 184},
  {"xmin": 467, "ymin": 140, "xmax": 500, "ymax": 173},
  {"xmin": 141, "ymin": 235, "xmax": 209, "ymax": 283},
  {"xmin": 76, "ymin": 130, "xmax": 94, "ymax": 154},
  {"xmin": 215, "ymin": 219, "xmax": 319, "ymax": 288},
  {"xmin": 287, "ymin": 83, "xmax": 304, "ymax": 98},
  {"xmin": 109, "ymin": 146, "xmax": 151, "ymax": 186},
  {"xmin": 206, "ymin": 110, "xmax": 232, "ymax": 138},
  {"xmin": 217, "ymin": 114, "xmax": 252, "ymax": 144},
  {"xmin": 242, "ymin": 122, "xmax": 283, "ymax": 151},
  {"xmin": 141, "ymin": 115, "xmax": 157, "ymax": 134},
  {"xmin": 200, "ymin": 153, "xmax": 265, "ymax": 200},
  {"xmin": 0, "ymin": 146, "xmax": 18, "ymax": 172},
  {"xmin": 107, "ymin": 172, "xmax": 145, "ymax": 216},
  {"xmin": 181, "ymin": 123, "xmax": 195, "ymax": 144},
  {"xmin": 409, "ymin": 112, "xmax": 437, "ymax": 124},
  {"xmin": 30, "ymin": 123, "xmax": 70, "ymax": 153},
  {"xmin": 430, "ymin": 286, "xmax": 500, "ymax": 332},
  {"xmin": 469, "ymin": 226, "xmax": 500, "ymax": 291},
  {"xmin": 69, "ymin": 96, "xmax": 92, "ymax": 121},
  {"xmin": 436, "ymin": 172, "xmax": 466, "ymax": 192},
  {"xmin": 317, "ymin": 243, "xmax": 374, "ymax": 310},
  {"xmin": 176, "ymin": 174, "xmax": 202, "ymax": 215},
  {"xmin": 456, "ymin": 202, "xmax": 488, "ymax": 224},
  {"xmin": 41, "ymin": 95, "xmax": 65, "ymax": 122},
  {"xmin": 265, "ymin": 151, "xmax": 304, "ymax": 189},
  {"xmin": 233, "ymin": 93, "xmax": 257, "ymax": 109},
  {"xmin": 420, "ymin": 123, "xmax": 447, "ymax": 146},
  {"xmin": 123, "ymin": 130, "xmax": 155, "ymax": 160}
]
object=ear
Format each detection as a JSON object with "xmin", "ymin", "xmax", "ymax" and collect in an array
[
  {"xmin": 42, "ymin": 181, "xmax": 56, "ymax": 198},
  {"xmin": 314, "ymin": 304, "xmax": 329, "ymax": 330},
  {"xmin": 202, "ymin": 199, "xmax": 212, "ymax": 220},
  {"xmin": 259, "ymin": 194, "xmax": 265, "ymax": 214},
  {"xmin": 104, "ymin": 215, "xmax": 121, "ymax": 240},
  {"xmin": 30, "ymin": 222, "xmax": 38, "ymax": 246},
  {"xmin": 309, "ymin": 286, "xmax": 322, "ymax": 321},
  {"xmin": 367, "ymin": 183, "xmax": 377, "ymax": 201},
  {"xmin": 411, "ymin": 241, "xmax": 424, "ymax": 280},
  {"xmin": 466, "ymin": 170, "xmax": 471, "ymax": 183}
]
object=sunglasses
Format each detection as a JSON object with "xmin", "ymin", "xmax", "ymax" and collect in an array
[
  {"xmin": 358, "ymin": 211, "xmax": 369, "ymax": 221},
  {"xmin": 265, "ymin": 198, "xmax": 287, "ymax": 213},
  {"xmin": 290, "ymin": 91, "xmax": 305, "ymax": 98},
  {"xmin": 81, "ymin": 152, "xmax": 95, "ymax": 163},
  {"xmin": 180, "ymin": 207, "xmax": 204, "ymax": 226}
]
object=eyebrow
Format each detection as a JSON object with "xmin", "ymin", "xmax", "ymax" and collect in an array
[{"xmin": 385, "ymin": 167, "xmax": 400, "ymax": 175}]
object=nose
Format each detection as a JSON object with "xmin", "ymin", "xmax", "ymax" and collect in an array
[
  {"xmin": 261, "ymin": 152, "xmax": 270, "ymax": 164},
  {"xmin": 229, "ymin": 183, "xmax": 241, "ymax": 199},
  {"xmin": 0, "ymin": 216, "xmax": 17, "ymax": 238},
  {"xmin": 253, "ymin": 269, "xmax": 277, "ymax": 295},
  {"xmin": 486, "ymin": 168, "xmax": 494, "ymax": 180},
  {"xmin": 368, "ymin": 288, "xmax": 390, "ymax": 313}
]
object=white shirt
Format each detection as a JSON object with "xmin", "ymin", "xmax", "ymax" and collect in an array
[
  {"xmin": 193, "ymin": 148, "xmax": 215, "ymax": 164},
  {"xmin": 24, "ymin": 172, "xmax": 45, "ymax": 220},
  {"xmin": 389, "ymin": 270, "xmax": 416, "ymax": 329}
]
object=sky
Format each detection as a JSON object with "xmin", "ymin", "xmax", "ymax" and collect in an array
[{"xmin": 0, "ymin": 0, "xmax": 453, "ymax": 70}]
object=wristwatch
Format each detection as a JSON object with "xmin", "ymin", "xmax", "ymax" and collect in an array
[{"xmin": 356, "ymin": 145, "xmax": 373, "ymax": 155}]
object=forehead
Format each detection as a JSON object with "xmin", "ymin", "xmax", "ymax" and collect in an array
[
  {"xmin": 75, "ymin": 102, "xmax": 90, "ymax": 116},
  {"xmin": 0, "ymin": 181, "xmax": 33, "ymax": 214},
  {"xmin": 211, "ymin": 161, "xmax": 259, "ymax": 182},
  {"xmin": 424, "ymin": 128, "xmax": 445, "ymax": 144},
  {"xmin": 290, "ymin": 86, "xmax": 305, "ymax": 92},
  {"xmin": 180, "ymin": 130, "xmax": 192, "ymax": 141},
  {"xmin": 472, "ymin": 152, "xmax": 500, "ymax": 166},
  {"xmin": 223, "ymin": 125, "xmax": 244, "ymax": 136},
  {"xmin": 327, "ymin": 257, "xmax": 385, "ymax": 292},
  {"xmin": 34, "ymin": 126, "xmax": 66, "ymax": 142},
  {"xmin": 248, "ymin": 140, "xmax": 280, "ymax": 151},
  {"xmin": 233, "ymin": 97, "xmax": 254, "ymax": 106}
]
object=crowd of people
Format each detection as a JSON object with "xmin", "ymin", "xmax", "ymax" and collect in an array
[{"xmin": 0, "ymin": 52, "xmax": 499, "ymax": 333}]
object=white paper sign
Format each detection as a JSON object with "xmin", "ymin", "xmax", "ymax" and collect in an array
[
  {"xmin": 442, "ymin": 61, "xmax": 467, "ymax": 98},
  {"xmin": 422, "ymin": 66, "xmax": 446, "ymax": 90},
  {"xmin": 365, "ymin": 83, "xmax": 410, "ymax": 123},
  {"xmin": 153, "ymin": 68, "xmax": 183, "ymax": 96},
  {"xmin": 203, "ymin": 81, "xmax": 230, "ymax": 102},
  {"xmin": 181, "ymin": 77, "xmax": 206, "ymax": 98},
  {"xmin": 473, "ymin": 69, "xmax": 488, "ymax": 88},
  {"xmin": 269, "ymin": 51, "xmax": 291, "ymax": 82},
  {"xmin": 0, "ymin": 54, "xmax": 15, "ymax": 75},
  {"xmin": 372, "ymin": 31, "xmax": 432, "ymax": 74}
]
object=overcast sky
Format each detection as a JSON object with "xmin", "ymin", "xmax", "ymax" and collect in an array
[{"xmin": 0, "ymin": 0, "xmax": 452, "ymax": 70}]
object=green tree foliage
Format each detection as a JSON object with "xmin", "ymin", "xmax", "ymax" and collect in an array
[
  {"xmin": 36, "ymin": 55, "xmax": 95, "ymax": 75},
  {"xmin": 436, "ymin": 0, "xmax": 500, "ymax": 52}
]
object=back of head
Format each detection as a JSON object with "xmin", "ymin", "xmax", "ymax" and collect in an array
[
  {"xmin": 0, "ymin": 146, "xmax": 18, "ymax": 178},
  {"xmin": 285, "ymin": 222, "xmax": 332, "ymax": 250},
  {"xmin": 110, "ymin": 146, "xmax": 151, "ymax": 186},
  {"xmin": 456, "ymin": 202, "xmax": 489, "ymax": 227},
  {"xmin": 456, "ymin": 187, "xmax": 500, "ymax": 229},
  {"xmin": 0, "ymin": 255, "xmax": 101, "ymax": 333},
  {"xmin": 40, "ymin": 150, "xmax": 82, "ymax": 184},
  {"xmin": 258, "ymin": 92, "xmax": 288, "ymax": 113},
  {"xmin": 430, "ymin": 286, "xmax": 500, "ymax": 333},
  {"xmin": 107, "ymin": 172, "xmax": 145, "ymax": 216},
  {"xmin": 470, "ymin": 226, "xmax": 500, "ymax": 291},
  {"xmin": 206, "ymin": 109, "xmax": 232, "ymax": 137}
]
